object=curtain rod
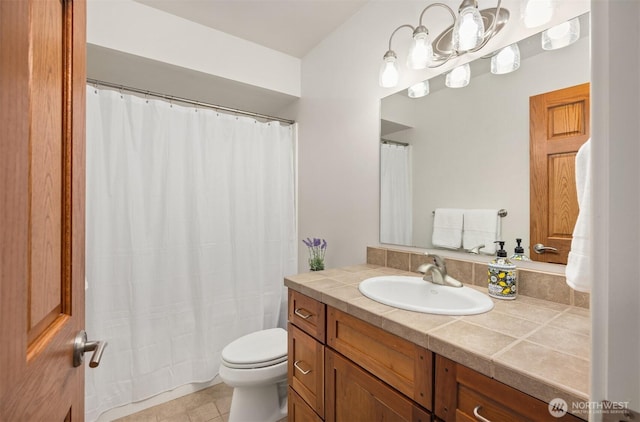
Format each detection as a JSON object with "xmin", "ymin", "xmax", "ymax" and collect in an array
[
  {"xmin": 381, "ymin": 139, "xmax": 409, "ymax": 147},
  {"xmin": 86, "ymin": 78, "xmax": 295, "ymax": 125}
]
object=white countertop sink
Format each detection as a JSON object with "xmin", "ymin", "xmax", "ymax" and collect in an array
[{"xmin": 359, "ymin": 276, "xmax": 494, "ymax": 316}]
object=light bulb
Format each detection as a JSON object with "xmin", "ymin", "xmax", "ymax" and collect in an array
[
  {"xmin": 453, "ymin": 5, "xmax": 485, "ymax": 51},
  {"xmin": 407, "ymin": 27, "xmax": 432, "ymax": 70},
  {"xmin": 379, "ymin": 51, "xmax": 399, "ymax": 88},
  {"xmin": 445, "ymin": 63, "xmax": 471, "ymax": 88},
  {"xmin": 491, "ymin": 43, "xmax": 521, "ymax": 74},
  {"xmin": 542, "ymin": 18, "xmax": 580, "ymax": 50},
  {"xmin": 408, "ymin": 80, "xmax": 430, "ymax": 98},
  {"xmin": 522, "ymin": 0, "xmax": 553, "ymax": 28}
]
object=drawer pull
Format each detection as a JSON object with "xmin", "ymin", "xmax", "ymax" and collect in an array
[
  {"xmin": 473, "ymin": 405, "xmax": 492, "ymax": 422},
  {"xmin": 294, "ymin": 307, "xmax": 313, "ymax": 319},
  {"xmin": 294, "ymin": 360, "xmax": 312, "ymax": 375}
]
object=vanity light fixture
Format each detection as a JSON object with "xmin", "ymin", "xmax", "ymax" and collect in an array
[
  {"xmin": 408, "ymin": 80, "xmax": 430, "ymax": 98},
  {"xmin": 541, "ymin": 17, "xmax": 580, "ymax": 50},
  {"xmin": 378, "ymin": 0, "xmax": 509, "ymax": 88},
  {"xmin": 379, "ymin": 51, "xmax": 400, "ymax": 88},
  {"xmin": 445, "ymin": 63, "xmax": 471, "ymax": 88},
  {"xmin": 490, "ymin": 43, "xmax": 520, "ymax": 74}
]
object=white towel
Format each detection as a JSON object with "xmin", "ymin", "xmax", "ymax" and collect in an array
[
  {"xmin": 432, "ymin": 208, "xmax": 464, "ymax": 249},
  {"xmin": 463, "ymin": 209, "xmax": 501, "ymax": 254},
  {"xmin": 566, "ymin": 139, "xmax": 591, "ymax": 292}
]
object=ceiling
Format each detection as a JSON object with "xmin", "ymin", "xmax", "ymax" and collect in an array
[{"xmin": 134, "ymin": 0, "xmax": 369, "ymax": 58}]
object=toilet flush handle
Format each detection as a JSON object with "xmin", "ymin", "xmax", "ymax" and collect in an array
[{"xmin": 73, "ymin": 330, "xmax": 108, "ymax": 368}]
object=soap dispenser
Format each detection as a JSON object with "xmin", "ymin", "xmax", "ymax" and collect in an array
[
  {"xmin": 488, "ymin": 241, "xmax": 517, "ymax": 300},
  {"xmin": 510, "ymin": 238, "xmax": 531, "ymax": 261}
]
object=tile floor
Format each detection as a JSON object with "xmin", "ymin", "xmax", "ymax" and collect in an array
[{"xmin": 114, "ymin": 383, "xmax": 287, "ymax": 422}]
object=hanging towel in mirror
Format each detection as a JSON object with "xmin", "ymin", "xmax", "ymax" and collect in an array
[
  {"xmin": 432, "ymin": 208, "xmax": 464, "ymax": 249},
  {"xmin": 566, "ymin": 139, "xmax": 591, "ymax": 292},
  {"xmin": 463, "ymin": 209, "xmax": 501, "ymax": 254}
]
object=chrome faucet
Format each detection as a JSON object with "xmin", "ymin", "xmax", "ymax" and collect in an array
[
  {"xmin": 417, "ymin": 253, "xmax": 463, "ymax": 288},
  {"xmin": 467, "ymin": 244, "xmax": 485, "ymax": 254}
]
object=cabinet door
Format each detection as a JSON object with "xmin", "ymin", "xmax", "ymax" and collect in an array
[
  {"xmin": 289, "ymin": 387, "xmax": 323, "ymax": 422},
  {"xmin": 327, "ymin": 307, "xmax": 433, "ymax": 410},
  {"xmin": 289, "ymin": 323, "xmax": 325, "ymax": 418},
  {"xmin": 325, "ymin": 350, "xmax": 431, "ymax": 422},
  {"xmin": 435, "ymin": 355, "xmax": 585, "ymax": 422}
]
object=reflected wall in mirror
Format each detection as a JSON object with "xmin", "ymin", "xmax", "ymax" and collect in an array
[{"xmin": 380, "ymin": 13, "xmax": 590, "ymax": 258}]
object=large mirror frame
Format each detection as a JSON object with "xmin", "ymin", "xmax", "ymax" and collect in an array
[{"xmin": 379, "ymin": 13, "xmax": 590, "ymax": 267}]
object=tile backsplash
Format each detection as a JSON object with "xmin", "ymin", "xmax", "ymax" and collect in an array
[{"xmin": 366, "ymin": 246, "xmax": 589, "ymax": 308}]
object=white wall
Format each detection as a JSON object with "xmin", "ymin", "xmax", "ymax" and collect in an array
[
  {"xmin": 296, "ymin": 0, "xmax": 589, "ymax": 269},
  {"xmin": 591, "ymin": 0, "xmax": 640, "ymax": 416},
  {"xmin": 381, "ymin": 36, "xmax": 590, "ymax": 251}
]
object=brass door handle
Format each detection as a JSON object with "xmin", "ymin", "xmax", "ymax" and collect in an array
[{"xmin": 73, "ymin": 330, "xmax": 107, "ymax": 368}]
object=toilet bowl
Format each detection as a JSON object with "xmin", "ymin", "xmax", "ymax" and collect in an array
[{"xmin": 219, "ymin": 328, "xmax": 288, "ymax": 422}]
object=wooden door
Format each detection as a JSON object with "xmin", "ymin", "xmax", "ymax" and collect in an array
[
  {"xmin": 530, "ymin": 83, "xmax": 590, "ymax": 264},
  {"xmin": 325, "ymin": 350, "xmax": 431, "ymax": 422},
  {"xmin": 0, "ymin": 0, "xmax": 87, "ymax": 420}
]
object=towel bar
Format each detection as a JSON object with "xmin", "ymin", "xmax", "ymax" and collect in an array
[{"xmin": 432, "ymin": 209, "xmax": 507, "ymax": 217}]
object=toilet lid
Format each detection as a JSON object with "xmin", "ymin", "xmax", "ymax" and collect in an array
[{"xmin": 221, "ymin": 328, "xmax": 287, "ymax": 369}]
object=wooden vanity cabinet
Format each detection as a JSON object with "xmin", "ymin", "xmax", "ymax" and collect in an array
[
  {"xmin": 288, "ymin": 290, "xmax": 326, "ymax": 421},
  {"xmin": 287, "ymin": 290, "xmax": 433, "ymax": 422},
  {"xmin": 288, "ymin": 289, "xmax": 582, "ymax": 422},
  {"xmin": 435, "ymin": 355, "xmax": 584, "ymax": 422}
]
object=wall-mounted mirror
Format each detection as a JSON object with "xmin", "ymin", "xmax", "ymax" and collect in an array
[{"xmin": 380, "ymin": 13, "xmax": 590, "ymax": 260}]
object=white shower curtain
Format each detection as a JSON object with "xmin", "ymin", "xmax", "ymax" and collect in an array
[
  {"xmin": 84, "ymin": 87, "xmax": 297, "ymax": 420},
  {"xmin": 380, "ymin": 143, "xmax": 413, "ymax": 245}
]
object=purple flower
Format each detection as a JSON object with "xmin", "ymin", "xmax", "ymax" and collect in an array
[{"xmin": 302, "ymin": 237, "xmax": 328, "ymax": 271}]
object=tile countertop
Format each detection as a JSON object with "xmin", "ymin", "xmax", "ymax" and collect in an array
[{"xmin": 284, "ymin": 264, "xmax": 590, "ymax": 413}]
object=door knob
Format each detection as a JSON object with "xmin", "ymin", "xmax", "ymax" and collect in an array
[
  {"xmin": 533, "ymin": 243, "xmax": 559, "ymax": 254},
  {"xmin": 73, "ymin": 330, "xmax": 107, "ymax": 368}
]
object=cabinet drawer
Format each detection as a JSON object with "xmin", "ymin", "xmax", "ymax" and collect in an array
[
  {"xmin": 326, "ymin": 307, "xmax": 433, "ymax": 411},
  {"xmin": 288, "ymin": 323, "xmax": 324, "ymax": 418},
  {"xmin": 288, "ymin": 387, "xmax": 323, "ymax": 422},
  {"xmin": 435, "ymin": 355, "xmax": 585, "ymax": 422},
  {"xmin": 325, "ymin": 349, "xmax": 431, "ymax": 422},
  {"xmin": 289, "ymin": 290, "xmax": 326, "ymax": 342}
]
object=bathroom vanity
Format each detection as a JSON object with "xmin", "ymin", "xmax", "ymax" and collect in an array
[{"xmin": 285, "ymin": 252, "xmax": 589, "ymax": 421}]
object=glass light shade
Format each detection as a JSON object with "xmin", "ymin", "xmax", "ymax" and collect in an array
[
  {"xmin": 491, "ymin": 43, "xmax": 521, "ymax": 74},
  {"xmin": 408, "ymin": 80, "xmax": 430, "ymax": 98},
  {"xmin": 453, "ymin": 6, "xmax": 485, "ymax": 51},
  {"xmin": 542, "ymin": 18, "xmax": 580, "ymax": 50},
  {"xmin": 522, "ymin": 0, "xmax": 553, "ymax": 28},
  {"xmin": 379, "ymin": 53, "xmax": 399, "ymax": 88},
  {"xmin": 407, "ymin": 31, "xmax": 433, "ymax": 70},
  {"xmin": 445, "ymin": 63, "xmax": 471, "ymax": 88}
]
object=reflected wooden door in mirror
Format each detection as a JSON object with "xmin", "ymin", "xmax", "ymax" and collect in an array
[{"xmin": 529, "ymin": 83, "xmax": 590, "ymax": 264}]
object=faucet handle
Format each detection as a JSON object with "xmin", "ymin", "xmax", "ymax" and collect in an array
[{"xmin": 425, "ymin": 253, "xmax": 446, "ymax": 271}]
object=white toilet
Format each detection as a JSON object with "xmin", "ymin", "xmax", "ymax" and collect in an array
[{"xmin": 219, "ymin": 328, "xmax": 288, "ymax": 422}]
